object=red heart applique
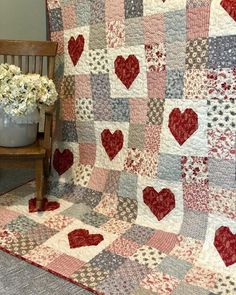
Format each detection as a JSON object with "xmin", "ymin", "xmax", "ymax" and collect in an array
[
  {"xmin": 68, "ymin": 35, "xmax": 85, "ymax": 66},
  {"xmin": 114, "ymin": 55, "xmax": 140, "ymax": 89},
  {"xmin": 53, "ymin": 149, "xmax": 74, "ymax": 175},
  {"xmin": 68, "ymin": 229, "xmax": 104, "ymax": 249},
  {"xmin": 143, "ymin": 187, "xmax": 175, "ymax": 221},
  {"xmin": 214, "ymin": 226, "xmax": 236, "ymax": 267},
  {"xmin": 28, "ymin": 198, "xmax": 60, "ymax": 213},
  {"xmin": 101, "ymin": 129, "xmax": 124, "ymax": 160},
  {"xmin": 221, "ymin": 0, "xmax": 236, "ymax": 22},
  {"xmin": 168, "ymin": 108, "xmax": 198, "ymax": 145}
]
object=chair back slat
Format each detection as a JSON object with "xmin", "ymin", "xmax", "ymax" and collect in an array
[{"xmin": 37, "ymin": 56, "xmax": 43, "ymax": 75}]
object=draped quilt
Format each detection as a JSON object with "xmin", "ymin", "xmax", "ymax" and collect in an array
[{"xmin": 0, "ymin": 0, "xmax": 236, "ymax": 294}]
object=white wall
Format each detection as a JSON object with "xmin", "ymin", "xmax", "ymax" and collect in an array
[{"xmin": 0, "ymin": 0, "xmax": 47, "ymax": 40}]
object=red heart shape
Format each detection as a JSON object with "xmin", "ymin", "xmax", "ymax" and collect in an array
[
  {"xmin": 114, "ymin": 55, "xmax": 140, "ymax": 89},
  {"xmin": 68, "ymin": 35, "xmax": 85, "ymax": 66},
  {"xmin": 28, "ymin": 198, "xmax": 60, "ymax": 213},
  {"xmin": 221, "ymin": 0, "xmax": 236, "ymax": 22},
  {"xmin": 143, "ymin": 187, "xmax": 175, "ymax": 221},
  {"xmin": 101, "ymin": 129, "xmax": 124, "ymax": 160},
  {"xmin": 214, "ymin": 226, "xmax": 236, "ymax": 267},
  {"xmin": 168, "ymin": 108, "xmax": 198, "ymax": 145},
  {"xmin": 68, "ymin": 229, "xmax": 104, "ymax": 248},
  {"xmin": 53, "ymin": 149, "xmax": 74, "ymax": 175}
]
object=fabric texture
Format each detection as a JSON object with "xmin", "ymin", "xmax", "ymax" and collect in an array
[{"xmin": 0, "ymin": 0, "xmax": 236, "ymax": 294}]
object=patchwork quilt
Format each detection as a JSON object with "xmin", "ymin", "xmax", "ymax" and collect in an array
[{"xmin": 0, "ymin": 0, "xmax": 236, "ymax": 294}]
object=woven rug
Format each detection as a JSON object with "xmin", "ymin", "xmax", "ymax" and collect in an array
[{"xmin": 0, "ymin": 0, "xmax": 236, "ymax": 294}]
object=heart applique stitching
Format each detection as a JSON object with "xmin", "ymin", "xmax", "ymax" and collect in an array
[
  {"xmin": 114, "ymin": 55, "xmax": 140, "ymax": 89},
  {"xmin": 101, "ymin": 129, "xmax": 124, "ymax": 160},
  {"xmin": 53, "ymin": 148, "xmax": 74, "ymax": 175},
  {"xmin": 143, "ymin": 187, "xmax": 175, "ymax": 221},
  {"xmin": 68, "ymin": 35, "xmax": 85, "ymax": 66},
  {"xmin": 68, "ymin": 229, "xmax": 104, "ymax": 249},
  {"xmin": 168, "ymin": 108, "xmax": 198, "ymax": 145}
]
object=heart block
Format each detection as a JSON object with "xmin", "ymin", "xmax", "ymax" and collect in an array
[
  {"xmin": 214, "ymin": 226, "xmax": 236, "ymax": 267},
  {"xmin": 114, "ymin": 55, "xmax": 140, "ymax": 89},
  {"xmin": 53, "ymin": 148, "xmax": 74, "ymax": 176},
  {"xmin": 68, "ymin": 229, "xmax": 104, "ymax": 249},
  {"xmin": 29, "ymin": 198, "xmax": 60, "ymax": 213},
  {"xmin": 68, "ymin": 35, "xmax": 85, "ymax": 66},
  {"xmin": 143, "ymin": 187, "xmax": 175, "ymax": 221},
  {"xmin": 168, "ymin": 108, "xmax": 198, "ymax": 145},
  {"xmin": 101, "ymin": 129, "xmax": 124, "ymax": 160}
]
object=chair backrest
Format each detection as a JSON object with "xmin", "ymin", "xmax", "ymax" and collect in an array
[{"xmin": 0, "ymin": 39, "xmax": 58, "ymax": 79}]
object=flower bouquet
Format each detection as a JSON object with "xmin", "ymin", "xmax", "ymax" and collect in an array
[{"xmin": 0, "ymin": 63, "xmax": 58, "ymax": 147}]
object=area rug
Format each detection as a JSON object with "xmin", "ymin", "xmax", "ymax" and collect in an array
[
  {"xmin": 0, "ymin": 168, "xmax": 34, "ymax": 196},
  {"xmin": 0, "ymin": 0, "xmax": 236, "ymax": 294}
]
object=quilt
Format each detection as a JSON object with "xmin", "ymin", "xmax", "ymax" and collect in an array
[{"xmin": 0, "ymin": 0, "xmax": 236, "ymax": 294}]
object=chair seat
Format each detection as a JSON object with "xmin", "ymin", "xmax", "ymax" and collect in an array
[{"xmin": 0, "ymin": 137, "xmax": 46, "ymax": 158}]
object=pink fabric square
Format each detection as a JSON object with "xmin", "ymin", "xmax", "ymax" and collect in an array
[
  {"xmin": 146, "ymin": 230, "xmax": 179, "ymax": 254},
  {"xmin": 75, "ymin": 75, "xmax": 92, "ymax": 98},
  {"xmin": 187, "ymin": 7, "xmax": 210, "ymax": 39},
  {"xmin": 60, "ymin": 96, "xmax": 76, "ymax": 121},
  {"xmin": 47, "ymin": 254, "xmax": 84, "ymax": 277},
  {"xmin": 129, "ymin": 98, "xmax": 148, "ymax": 124},
  {"xmin": 79, "ymin": 143, "xmax": 96, "ymax": 165},
  {"xmin": 108, "ymin": 237, "xmax": 140, "ymax": 257},
  {"xmin": 88, "ymin": 168, "xmax": 108, "ymax": 192},
  {"xmin": 183, "ymin": 183, "xmax": 209, "ymax": 212},
  {"xmin": 147, "ymin": 71, "xmax": 166, "ymax": 99},
  {"xmin": 0, "ymin": 208, "xmax": 20, "ymax": 228},
  {"xmin": 105, "ymin": 0, "xmax": 124, "ymax": 21},
  {"xmin": 144, "ymin": 125, "xmax": 161, "ymax": 153},
  {"xmin": 144, "ymin": 14, "xmax": 165, "ymax": 44},
  {"xmin": 51, "ymin": 32, "xmax": 64, "ymax": 54},
  {"xmin": 62, "ymin": 4, "xmax": 77, "ymax": 30}
]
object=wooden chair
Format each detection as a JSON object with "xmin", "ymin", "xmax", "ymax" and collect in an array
[{"xmin": 0, "ymin": 40, "xmax": 58, "ymax": 210}]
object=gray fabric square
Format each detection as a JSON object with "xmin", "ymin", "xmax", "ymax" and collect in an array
[
  {"xmin": 75, "ymin": 0, "xmax": 91, "ymax": 26},
  {"xmin": 62, "ymin": 203, "xmax": 91, "ymax": 220},
  {"xmin": 118, "ymin": 171, "xmax": 138, "ymax": 199},
  {"xmin": 180, "ymin": 208, "xmax": 208, "ymax": 240},
  {"xmin": 90, "ymin": 251, "xmax": 126, "ymax": 272},
  {"xmin": 157, "ymin": 153, "xmax": 182, "ymax": 182},
  {"xmin": 125, "ymin": 17, "xmax": 144, "ymax": 46},
  {"xmin": 81, "ymin": 211, "xmax": 110, "ymax": 227},
  {"xmin": 62, "ymin": 121, "xmax": 78, "ymax": 142},
  {"xmin": 165, "ymin": 69, "xmax": 184, "ymax": 99},
  {"xmin": 89, "ymin": 23, "xmax": 106, "ymax": 49},
  {"xmin": 94, "ymin": 99, "xmax": 112, "ymax": 121},
  {"xmin": 91, "ymin": 73, "xmax": 110, "ymax": 99},
  {"xmin": 48, "ymin": 181, "xmax": 74, "ymax": 198},
  {"xmin": 112, "ymin": 98, "xmax": 130, "ymax": 122},
  {"xmin": 77, "ymin": 121, "xmax": 96, "ymax": 143},
  {"xmin": 158, "ymin": 256, "xmax": 192, "ymax": 279},
  {"xmin": 209, "ymin": 158, "xmax": 236, "ymax": 189},
  {"xmin": 90, "ymin": 0, "xmax": 105, "ymax": 24},
  {"xmin": 125, "ymin": 0, "xmax": 143, "ymax": 18},
  {"xmin": 165, "ymin": 10, "xmax": 186, "ymax": 43},
  {"xmin": 122, "ymin": 224, "xmax": 155, "ymax": 244},
  {"xmin": 208, "ymin": 35, "xmax": 236, "ymax": 69},
  {"xmin": 49, "ymin": 8, "xmax": 63, "ymax": 32},
  {"xmin": 128, "ymin": 124, "xmax": 144, "ymax": 150},
  {"xmin": 62, "ymin": 186, "xmax": 102, "ymax": 208},
  {"xmin": 172, "ymin": 283, "xmax": 209, "ymax": 295}
]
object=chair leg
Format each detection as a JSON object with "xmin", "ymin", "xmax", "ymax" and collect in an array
[{"xmin": 35, "ymin": 159, "xmax": 44, "ymax": 210}]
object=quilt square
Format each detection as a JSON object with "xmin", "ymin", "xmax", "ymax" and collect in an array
[
  {"xmin": 23, "ymin": 245, "xmax": 61, "ymax": 266},
  {"xmin": 60, "ymin": 96, "xmax": 76, "ymax": 121},
  {"xmin": 146, "ymin": 98, "xmax": 165, "ymax": 125},
  {"xmin": 164, "ymin": 10, "xmax": 186, "ymax": 43},
  {"xmin": 208, "ymin": 35, "xmax": 236, "ymax": 69},
  {"xmin": 157, "ymin": 153, "xmax": 182, "ymax": 182},
  {"xmin": 118, "ymin": 171, "xmax": 138, "ymax": 199},
  {"xmin": 64, "ymin": 26, "xmax": 90, "ymax": 75},
  {"xmin": 90, "ymin": 0, "xmax": 105, "ymax": 25},
  {"xmin": 183, "ymin": 69, "xmax": 208, "ymax": 100},
  {"xmin": 89, "ymin": 23, "xmax": 106, "ymax": 49},
  {"xmin": 143, "ymin": 14, "xmax": 164, "ymax": 44},
  {"xmin": 125, "ymin": 0, "xmax": 143, "ymax": 18},
  {"xmin": 88, "ymin": 168, "xmax": 109, "ymax": 192},
  {"xmin": 77, "ymin": 121, "xmax": 96, "ymax": 143},
  {"xmin": 49, "ymin": 8, "xmax": 63, "ymax": 32},
  {"xmin": 62, "ymin": 120, "xmax": 78, "ymax": 142},
  {"xmin": 75, "ymin": 0, "xmax": 91, "ymax": 26},
  {"xmin": 105, "ymin": 0, "xmax": 125, "ymax": 22},
  {"xmin": 75, "ymin": 74, "xmax": 92, "ymax": 98},
  {"xmin": 44, "ymin": 219, "xmax": 117, "ymax": 262},
  {"xmin": 122, "ymin": 224, "xmax": 156, "ymax": 244},
  {"xmin": 106, "ymin": 20, "xmax": 125, "ymax": 48},
  {"xmin": 90, "ymin": 250, "xmax": 126, "ymax": 271},
  {"xmin": 128, "ymin": 124, "xmax": 145, "ymax": 150},
  {"xmin": 146, "ymin": 230, "xmax": 179, "ymax": 254},
  {"xmin": 129, "ymin": 98, "xmax": 148, "ymax": 124},
  {"xmin": 88, "ymin": 49, "xmax": 109, "ymax": 74},
  {"xmin": 185, "ymin": 38, "xmax": 208, "ymax": 70},
  {"xmin": 147, "ymin": 70, "xmax": 166, "ymax": 98},
  {"xmin": 108, "ymin": 237, "xmax": 140, "ymax": 257},
  {"xmin": 79, "ymin": 143, "xmax": 96, "ymax": 165},
  {"xmin": 165, "ymin": 69, "xmax": 184, "ymax": 99},
  {"xmin": 166, "ymin": 41, "xmax": 186, "ymax": 70},
  {"xmin": 144, "ymin": 125, "xmax": 161, "ymax": 153},
  {"xmin": 62, "ymin": 3, "xmax": 77, "ymax": 30},
  {"xmin": 145, "ymin": 43, "xmax": 166, "ymax": 72},
  {"xmin": 91, "ymin": 73, "xmax": 110, "ymax": 99},
  {"xmin": 125, "ymin": 17, "xmax": 144, "ymax": 46},
  {"xmin": 186, "ymin": 6, "xmax": 210, "ymax": 40},
  {"xmin": 143, "ymin": 0, "xmax": 187, "ymax": 15},
  {"xmin": 111, "ymin": 98, "xmax": 130, "ymax": 122},
  {"xmin": 172, "ymin": 283, "xmax": 209, "ymax": 295},
  {"xmin": 75, "ymin": 98, "xmax": 94, "ymax": 122},
  {"xmin": 0, "ymin": 208, "xmax": 20, "ymax": 228}
]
